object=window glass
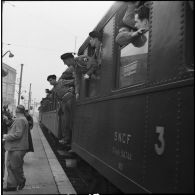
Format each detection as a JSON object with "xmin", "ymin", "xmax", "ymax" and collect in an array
[
  {"xmin": 120, "ymin": 32, "xmax": 148, "ymax": 87},
  {"xmin": 10, "ymin": 72, "xmax": 14, "ymax": 81},
  {"xmin": 83, "ymin": 47, "xmax": 88, "ymax": 55},
  {"xmin": 117, "ymin": 3, "xmax": 149, "ymax": 88}
]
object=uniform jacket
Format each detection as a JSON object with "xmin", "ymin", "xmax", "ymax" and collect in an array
[
  {"xmin": 73, "ymin": 55, "xmax": 98, "ymax": 95},
  {"xmin": 4, "ymin": 116, "xmax": 29, "ymax": 151},
  {"xmin": 52, "ymin": 79, "xmax": 74, "ymax": 100},
  {"xmin": 73, "ymin": 44, "xmax": 102, "ymax": 95}
]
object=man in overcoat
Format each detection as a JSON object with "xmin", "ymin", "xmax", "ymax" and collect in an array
[{"xmin": 3, "ymin": 105, "xmax": 29, "ymax": 191}]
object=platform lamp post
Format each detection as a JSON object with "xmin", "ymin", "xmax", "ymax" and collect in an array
[
  {"xmin": 17, "ymin": 64, "xmax": 24, "ymax": 106},
  {"xmin": 2, "ymin": 50, "xmax": 14, "ymax": 77},
  {"xmin": 2, "ymin": 50, "xmax": 14, "ymax": 58},
  {"xmin": 28, "ymin": 83, "xmax": 32, "ymax": 111}
]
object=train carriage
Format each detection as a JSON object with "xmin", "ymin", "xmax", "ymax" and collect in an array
[
  {"xmin": 72, "ymin": 1, "xmax": 194, "ymax": 193},
  {"xmin": 40, "ymin": 1, "xmax": 194, "ymax": 193}
]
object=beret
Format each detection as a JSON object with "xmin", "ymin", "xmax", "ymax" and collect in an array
[
  {"xmin": 89, "ymin": 31, "xmax": 102, "ymax": 40},
  {"xmin": 47, "ymin": 74, "xmax": 56, "ymax": 81},
  {"xmin": 60, "ymin": 52, "xmax": 74, "ymax": 60},
  {"xmin": 17, "ymin": 105, "xmax": 25, "ymax": 113}
]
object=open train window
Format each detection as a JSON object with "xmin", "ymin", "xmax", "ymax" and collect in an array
[
  {"xmin": 116, "ymin": 2, "xmax": 150, "ymax": 88},
  {"xmin": 83, "ymin": 47, "xmax": 88, "ymax": 55},
  {"xmin": 80, "ymin": 45, "xmax": 102, "ymax": 98}
]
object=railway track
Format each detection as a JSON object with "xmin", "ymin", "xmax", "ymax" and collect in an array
[{"xmin": 40, "ymin": 124, "xmax": 122, "ymax": 194}]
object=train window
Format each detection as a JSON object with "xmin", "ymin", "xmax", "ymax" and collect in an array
[
  {"xmin": 82, "ymin": 47, "xmax": 90, "ymax": 98},
  {"xmin": 116, "ymin": 2, "xmax": 149, "ymax": 88},
  {"xmin": 185, "ymin": 1, "xmax": 194, "ymax": 71},
  {"xmin": 80, "ymin": 45, "xmax": 102, "ymax": 98},
  {"xmin": 83, "ymin": 47, "xmax": 88, "ymax": 55},
  {"xmin": 119, "ymin": 33, "xmax": 148, "ymax": 88}
]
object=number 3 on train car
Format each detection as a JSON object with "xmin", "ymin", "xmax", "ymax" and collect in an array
[{"xmin": 154, "ymin": 126, "xmax": 165, "ymax": 155}]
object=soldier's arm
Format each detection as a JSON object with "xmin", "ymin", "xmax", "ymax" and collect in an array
[
  {"xmin": 59, "ymin": 71, "xmax": 66, "ymax": 80},
  {"xmin": 77, "ymin": 54, "xmax": 88, "ymax": 59},
  {"xmin": 61, "ymin": 79, "xmax": 74, "ymax": 86},
  {"xmin": 76, "ymin": 55, "xmax": 89, "ymax": 65}
]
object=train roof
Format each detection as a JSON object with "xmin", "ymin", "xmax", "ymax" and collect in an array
[{"xmin": 78, "ymin": 1, "xmax": 125, "ymax": 55}]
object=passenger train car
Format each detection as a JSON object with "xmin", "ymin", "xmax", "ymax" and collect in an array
[{"xmin": 39, "ymin": 1, "xmax": 194, "ymax": 193}]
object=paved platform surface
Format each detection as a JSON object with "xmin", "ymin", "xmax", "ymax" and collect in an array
[{"xmin": 3, "ymin": 117, "xmax": 76, "ymax": 194}]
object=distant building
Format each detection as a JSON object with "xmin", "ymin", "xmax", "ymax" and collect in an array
[
  {"xmin": 2, "ymin": 67, "xmax": 8, "ymax": 77},
  {"xmin": 2, "ymin": 63, "xmax": 17, "ymax": 112}
]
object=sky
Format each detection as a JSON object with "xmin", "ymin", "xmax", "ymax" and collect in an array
[{"xmin": 2, "ymin": 1, "xmax": 114, "ymax": 103}]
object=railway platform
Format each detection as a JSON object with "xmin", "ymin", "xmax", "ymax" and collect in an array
[{"xmin": 3, "ymin": 117, "xmax": 76, "ymax": 195}]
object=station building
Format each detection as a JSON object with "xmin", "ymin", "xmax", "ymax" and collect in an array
[{"xmin": 2, "ymin": 62, "xmax": 17, "ymax": 113}]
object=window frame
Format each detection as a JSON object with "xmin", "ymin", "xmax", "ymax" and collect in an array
[
  {"xmin": 113, "ymin": 2, "xmax": 151, "ymax": 92},
  {"xmin": 78, "ymin": 43, "xmax": 103, "ymax": 100}
]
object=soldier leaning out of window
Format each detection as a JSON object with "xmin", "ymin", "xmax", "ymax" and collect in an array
[
  {"xmin": 115, "ymin": 3, "xmax": 149, "ymax": 48},
  {"xmin": 47, "ymin": 74, "xmax": 74, "ymax": 104},
  {"xmin": 47, "ymin": 73, "xmax": 75, "ymax": 145},
  {"xmin": 65, "ymin": 31, "xmax": 103, "ymax": 81},
  {"xmin": 82, "ymin": 30, "xmax": 103, "ymax": 80}
]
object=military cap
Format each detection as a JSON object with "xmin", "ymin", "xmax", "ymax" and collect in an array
[
  {"xmin": 16, "ymin": 105, "xmax": 25, "ymax": 113},
  {"xmin": 47, "ymin": 74, "xmax": 56, "ymax": 81},
  {"xmin": 89, "ymin": 31, "xmax": 102, "ymax": 41},
  {"xmin": 60, "ymin": 52, "xmax": 74, "ymax": 60}
]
